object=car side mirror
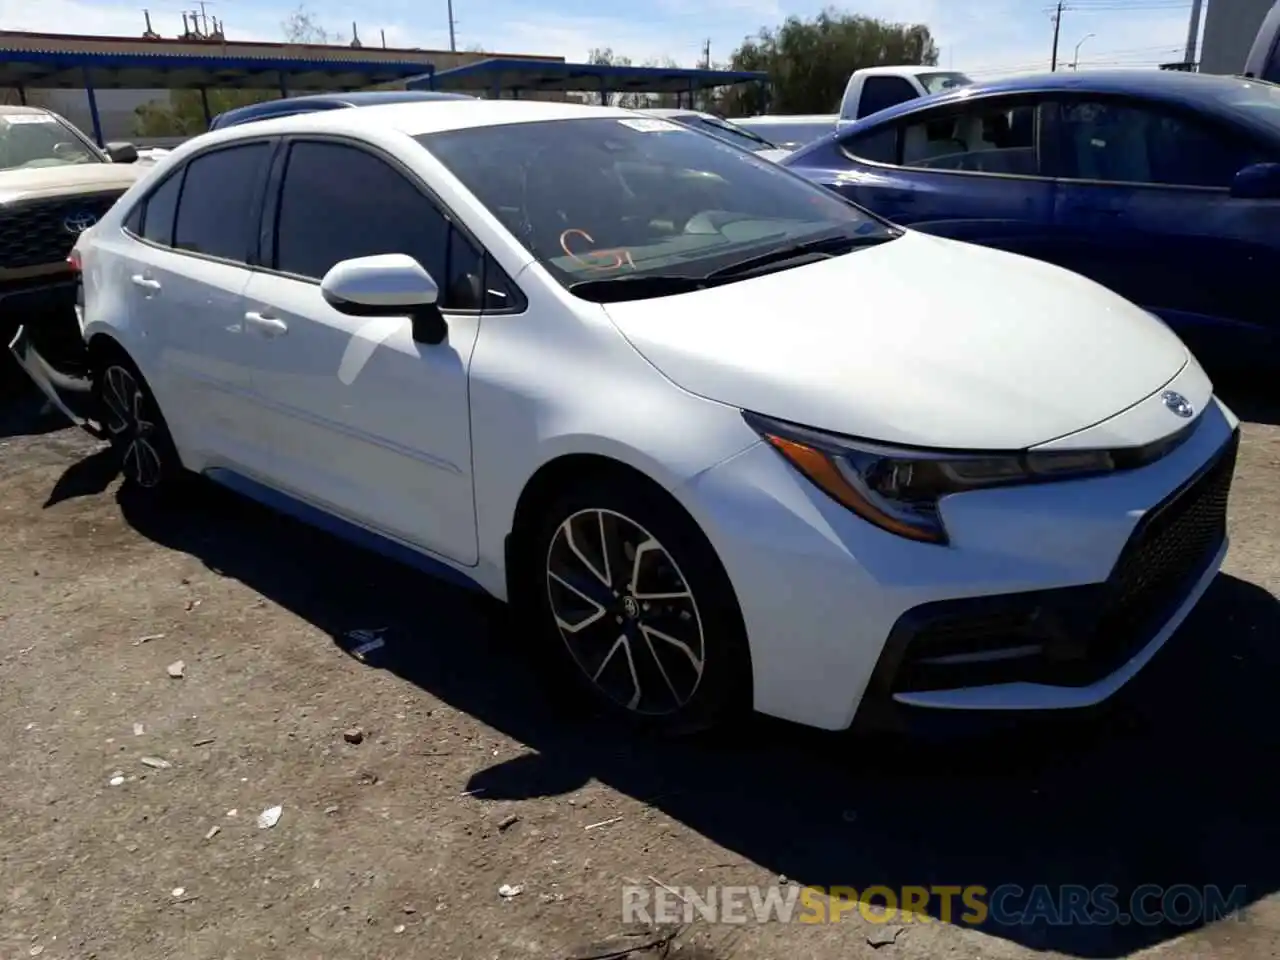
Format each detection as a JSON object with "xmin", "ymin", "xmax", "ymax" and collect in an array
[
  {"xmin": 320, "ymin": 254, "xmax": 447, "ymax": 345},
  {"xmin": 1229, "ymin": 161, "xmax": 1280, "ymax": 200},
  {"xmin": 105, "ymin": 141, "xmax": 139, "ymax": 164}
]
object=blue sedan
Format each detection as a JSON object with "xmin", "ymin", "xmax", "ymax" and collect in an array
[{"xmin": 782, "ymin": 71, "xmax": 1280, "ymax": 376}]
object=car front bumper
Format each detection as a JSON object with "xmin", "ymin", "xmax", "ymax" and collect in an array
[{"xmin": 679, "ymin": 392, "xmax": 1239, "ymax": 732}]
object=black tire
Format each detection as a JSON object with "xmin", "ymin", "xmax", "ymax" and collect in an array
[
  {"xmin": 518, "ymin": 472, "xmax": 752, "ymax": 736},
  {"xmin": 91, "ymin": 348, "xmax": 186, "ymax": 493}
]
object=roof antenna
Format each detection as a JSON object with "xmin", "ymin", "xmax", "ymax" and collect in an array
[{"xmin": 351, "ymin": 21, "xmax": 362, "ymax": 48}]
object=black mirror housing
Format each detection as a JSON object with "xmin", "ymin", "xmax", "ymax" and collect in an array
[
  {"xmin": 1229, "ymin": 162, "xmax": 1280, "ymax": 200},
  {"xmin": 105, "ymin": 141, "xmax": 139, "ymax": 163}
]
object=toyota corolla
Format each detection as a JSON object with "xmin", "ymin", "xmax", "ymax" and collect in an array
[{"xmin": 12, "ymin": 100, "xmax": 1238, "ymax": 734}]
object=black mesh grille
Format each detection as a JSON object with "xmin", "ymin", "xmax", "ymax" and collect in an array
[
  {"xmin": 1089, "ymin": 431, "xmax": 1236, "ymax": 670},
  {"xmin": 0, "ymin": 191, "xmax": 125, "ymax": 270}
]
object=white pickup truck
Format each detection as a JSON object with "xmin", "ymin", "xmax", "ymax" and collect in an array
[{"xmin": 735, "ymin": 65, "xmax": 972, "ymax": 151}]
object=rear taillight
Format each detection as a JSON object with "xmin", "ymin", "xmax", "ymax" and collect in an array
[{"xmin": 67, "ymin": 249, "xmax": 82, "ymax": 273}]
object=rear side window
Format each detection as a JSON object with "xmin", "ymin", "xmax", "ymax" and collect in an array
[
  {"xmin": 858, "ymin": 77, "xmax": 919, "ymax": 119},
  {"xmin": 138, "ymin": 169, "xmax": 184, "ymax": 247},
  {"xmin": 173, "ymin": 143, "xmax": 270, "ymax": 261}
]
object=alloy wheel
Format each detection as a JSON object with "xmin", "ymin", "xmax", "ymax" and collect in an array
[
  {"xmin": 545, "ymin": 508, "xmax": 706, "ymax": 716},
  {"xmin": 101, "ymin": 364, "xmax": 163, "ymax": 488}
]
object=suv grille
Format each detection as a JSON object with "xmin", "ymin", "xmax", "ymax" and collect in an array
[{"xmin": 0, "ymin": 190, "xmax": 125, "ymax": 271}]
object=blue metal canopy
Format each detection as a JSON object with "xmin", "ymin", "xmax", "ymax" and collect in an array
[{"xmin": 408, "ymin": 57, "xmax": 768, "ymax": 95}]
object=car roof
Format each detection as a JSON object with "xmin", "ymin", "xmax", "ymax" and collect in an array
[
  {"xmin": 850, "ymin": 69, "xmax": 1265, "ymax": 129},
  {"xmin": 204, "ymin": 98, "xmax": 631, "ymax": 143},
  {"xmin": 211, "ymin": 89, "xmax": 475, "ymax": 128},
  {"xmin": 0, "ymin": 104, "xmax": 53, "ymax": 117}
]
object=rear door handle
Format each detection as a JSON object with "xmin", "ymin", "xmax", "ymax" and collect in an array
[
  {"xmin": 130, "ymin": 274, "xmax": 161, "ymax": 291},
  {"xmin": 244, "ymin": 311, "xmax": 288, "ymax": 338}
]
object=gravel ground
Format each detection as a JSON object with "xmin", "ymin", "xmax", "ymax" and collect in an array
[{"xmin": 2, "ymin": 388, "xmax": 1279, "ymax": 960}]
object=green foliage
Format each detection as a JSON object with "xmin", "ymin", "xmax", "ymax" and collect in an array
[
  {"xmin": 721, "ymin": 7, "xmax": 938, "ymax": 116},
  {"xmin": 132, "ymin": 89, "xmax": 279, "ymax": 138}
]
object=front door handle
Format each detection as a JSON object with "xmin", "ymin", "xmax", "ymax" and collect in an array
[
  {"xmin": 130, "ymin": 274, "xmax": 161, "ymax": 292},
  {"xmin": 244, "ymin": 311, "xmax": 288, "ymax": 338}
]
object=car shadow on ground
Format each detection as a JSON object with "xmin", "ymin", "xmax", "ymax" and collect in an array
[{"xmin": 106, "ymin": 475, "xmax": 1280, "ymax": 959}]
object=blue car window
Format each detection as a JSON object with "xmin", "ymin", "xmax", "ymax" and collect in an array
[
  {"xmin": 841, "ymin": 125, "xmax": 898, "ymax": 164},
  {"xmin": 1058, "ymin": 101, "xmax": 1262, "ymax": 189},
  {"xmin": 899, "ymin": 103, "xmax": 1040, "ymax": 176}
]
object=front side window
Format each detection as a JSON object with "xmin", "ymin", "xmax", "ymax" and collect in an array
[
  {"xmin": 273, "ymin": 140, "xmax": 508, "ymax": 310},
  {"xmin": 172, "ymin": 143, "xmax": 270, "ymax": 261},
  {"xmin": 858, "ymin": 77, "xmax": 920, "ymax": 118},
  {"xmin": 0, "ymin": 112, "xmax": 100, "ymax": 171},
  {"xmin": 1055, "ymin": 99, "xmax": 1263, "ymax": 188},
  {"xmin": 417, "ymin": 117, "xmax": 898, "ymax": 292},
  {"xmin": 900, "ymin": 101, "xmax": 1041, "ymax": 176}
]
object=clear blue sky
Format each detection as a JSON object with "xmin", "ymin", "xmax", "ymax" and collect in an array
[{"xmin": 1, "ymin": 0, "xmax": 1202, "ymax": 76}]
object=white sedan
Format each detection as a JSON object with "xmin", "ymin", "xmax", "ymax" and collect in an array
[{"xmin": 14, "ymin": 100, "xmax": 1238, "ymax": 735}]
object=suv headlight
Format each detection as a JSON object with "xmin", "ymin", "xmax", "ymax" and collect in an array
[{"xmin": 743, "ymin": 411, "xmax": 1119, "ymax": 545}]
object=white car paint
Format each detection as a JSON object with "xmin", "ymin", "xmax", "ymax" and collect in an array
[{"xmin": 64, "ymin": 99, "xmax": 1238, "ymax": 732}]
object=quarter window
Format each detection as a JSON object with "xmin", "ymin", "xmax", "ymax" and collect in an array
[
  {"xmin": 900, "ymin": 102, "xmax": 1040, "ymax": 176},
  {"xmin": 1055, "ymin": 100, "xmax": 1263, "ymax": 188},
  {"xmin": 138, "ymin": 169, "xmax": 184, "ymax": 247},
  {"xmin": 273, "ymin": 140, "xmax": 513, "ymax": 311},
  {"xmin": 172, "ymin": 143, "xmax": 270, "ymax": 261},
  {"xmin": 842, "ymin": 125, "xmax": 899, "ymax": 164}
]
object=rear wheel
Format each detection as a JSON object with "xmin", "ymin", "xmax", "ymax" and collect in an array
[
  {"xmin": 92, "ymin": 351, "xmax": 185, "ymax": 492},
  {"xmin": 521, "ymin": 474, "xmax": 752, "ymax": 735}
]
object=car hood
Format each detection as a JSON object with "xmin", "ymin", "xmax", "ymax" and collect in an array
[
  {"xmin": 601, "ymin": 230, "xmax": 1190, "ymax": 450},
  {"xmin": 0, "ymin": 162, "xmax": 142, "ymax": 205}
]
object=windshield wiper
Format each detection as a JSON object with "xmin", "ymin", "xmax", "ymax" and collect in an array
[
  {"xmin": 568, "ymin": 274, "xmax": 714, "ymax": 303},
  {"xmin": 702, "ymin": 232, "xmax": 895, "ymax": 281}
]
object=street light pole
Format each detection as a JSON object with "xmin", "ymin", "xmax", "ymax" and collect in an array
[{"xmin": 1073, "ymin": 33, "xmax": 1095, "ymax": 70}]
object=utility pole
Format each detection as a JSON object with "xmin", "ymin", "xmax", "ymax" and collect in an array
[
  {"xmin": 1183, "ymin": 0, "xmax": 1203, "ymax": 67},
  {"xmin": 446, "ymin": 0, "xmax": 457, "ymax": 52},
  {"xmin": 1050, "ymin": 0, "xmax": 1063, "ymax": 71},
  {"xmin": 701, "ymin": 39, "xmax": 711, "ymax": 69}
]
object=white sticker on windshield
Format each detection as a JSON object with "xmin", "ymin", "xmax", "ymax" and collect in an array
[
  {"xmin": 617, "ymin": 118, "xmax": 681, "ymax": 133},
  {"xmin": 2, "ymin": 114, "xmax": 58, "ymax": 125}
]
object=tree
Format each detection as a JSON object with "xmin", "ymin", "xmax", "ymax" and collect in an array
[
  {"xmin": 587, "ymin": 48, "xmax": 684, "ymax": 109},
  {"xmin": 282, "ymin": 4, "xmax": 340, "ymax": 44},
  {"xmin": 720, "ymin": 7, "xmax": 937, "ymax": 116}
]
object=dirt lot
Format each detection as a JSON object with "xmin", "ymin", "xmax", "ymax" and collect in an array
[{"xmin": 2, "ymin": 389, "xmax": 1280, "ymax": 960}]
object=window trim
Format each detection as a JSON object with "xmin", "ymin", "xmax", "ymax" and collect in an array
[
  {"xmin": 122, "ymin": 137, "xmax": 280, "ymax": 269},
  {"xmin": 258, "ymin": 133, "xmax": 527, "ymax": 316},
  {"xmin": 839, "ymin": 94, "xmax": 1055, "ymax": 184},
  {"xmin": 1043, "ymin": 92, "xmax": 1270, "ymax": 193}
]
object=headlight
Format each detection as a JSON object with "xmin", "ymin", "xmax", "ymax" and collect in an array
[{"xmin": 743, "ymin": 412, "xmax": 1118, "ymax": 545}]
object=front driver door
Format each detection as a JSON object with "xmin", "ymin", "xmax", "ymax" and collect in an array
[
  {"xmin": 831, "ymin": 96, "xmax": 1059, "ymax": 262},
  {"xmin": 1045, "ymin": 95, "xmax": 1280, "ymax": 370},
  {"xmin": 241, "ymin": 138, "xmax": 516, "ymax": 566}
]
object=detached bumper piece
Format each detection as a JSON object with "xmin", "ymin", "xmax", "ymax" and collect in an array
[
  {"xmin": 8, "ymin": 324, "xmax": 105, "ymax": 439},
  {"xmin": 862, "ymin": 429, "xmax": 1238, "ymax": 716}
]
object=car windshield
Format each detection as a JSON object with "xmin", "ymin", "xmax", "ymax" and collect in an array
[
  {"xmin": 733, "ymin": 119, "xmax": 834, "ymax": 149},
  {"xmin": 675, "ymin": 114, "xmax": 776, "ymax": 151},
  {"xmin": 0, "ymin": 113, "xmax": 101, "ymax": 170},
  {"xmin": 918, "ymin": 71, "xmax": 973, "ymax": 95},
  {"xmin": 1215, "ymin": 78, "xmax": 1280, "ymax": 132},
  {"xmin": 417, "ymin": 116, "xmax": 897, "ymax": 293}
]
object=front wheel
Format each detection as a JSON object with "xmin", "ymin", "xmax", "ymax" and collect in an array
[
  {"xmin": 93, "ymin": 353, "xmax": 185, "ymax": 492},
  {"xmin": 524, "ymin": 476, "xmax": 752, "ymax": 735}
]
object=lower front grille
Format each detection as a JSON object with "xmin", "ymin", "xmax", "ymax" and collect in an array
[
  {"xmin": 874, "ymin": 430, "xmax": 1238, "ymax": 696},
  {"xmin": 0, "ymin": 190, "xmax": 125, "ymax": 270}
]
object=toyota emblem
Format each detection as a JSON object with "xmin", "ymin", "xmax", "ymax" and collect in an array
[
  {"xmin": 63, "ymin": 211, "xmax": 97, "ymax": 235},
  {"xmin": 1161, "ymin": 391, "xmax": 1195, "ymax": 419}
]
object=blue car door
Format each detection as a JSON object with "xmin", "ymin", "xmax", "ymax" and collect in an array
[
  {"xmin": 816, "ymin": 95, "xmax": 1059, "ymax": 261},
  {"xmin": 1045, "ymin": 95, "xmax": 1280, "ymax": 372}
]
